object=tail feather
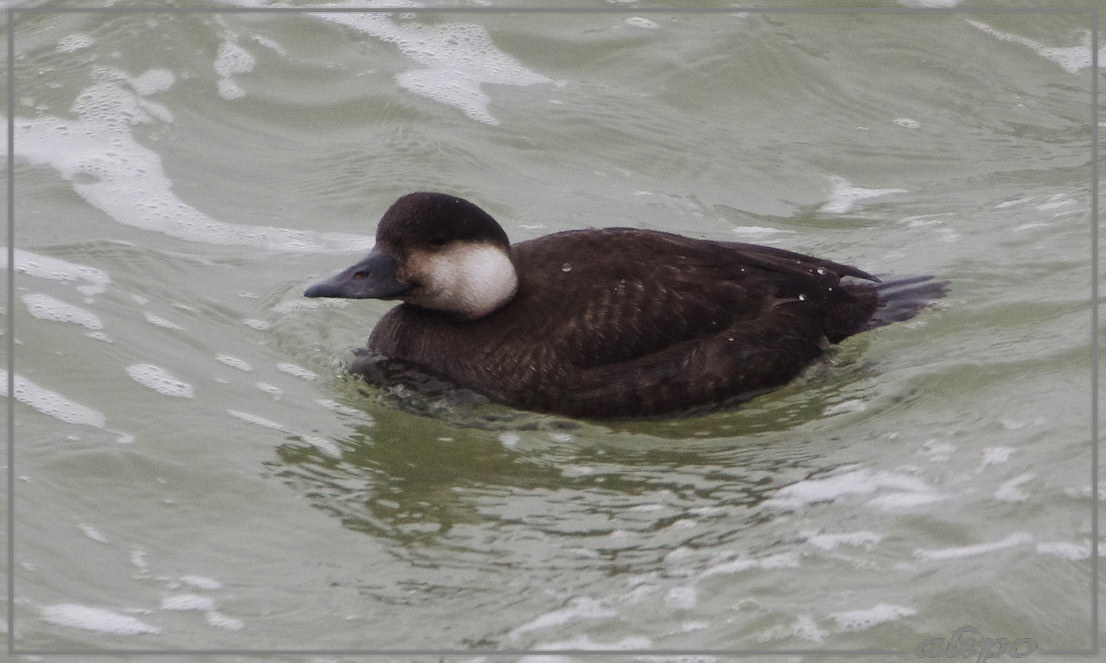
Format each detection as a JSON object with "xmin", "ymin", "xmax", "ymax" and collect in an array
[{"xmin": 861, "ymin": 275, "xmax": 949, "ymax": 332}]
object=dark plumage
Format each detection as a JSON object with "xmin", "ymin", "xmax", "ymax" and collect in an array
[{"xmin": 305, "ymin": 192, "xmax": 946, "ymax": 418}]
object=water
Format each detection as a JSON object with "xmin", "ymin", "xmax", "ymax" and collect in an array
[{"xmin": 4, "ymin": 1, "xmax": 1098, "ymax": 658}]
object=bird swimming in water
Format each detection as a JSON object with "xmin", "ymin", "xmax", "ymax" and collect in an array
[{"xmin": 304, "ymin": 192, "xmax": 946, "ymax": 418}]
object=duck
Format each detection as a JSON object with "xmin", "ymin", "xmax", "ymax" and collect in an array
[{"xmin": 304, "ymin": 192, "xmax": 946, "ymax": 418}]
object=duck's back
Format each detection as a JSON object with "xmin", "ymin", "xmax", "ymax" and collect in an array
[{"xmin": 361, "ymin": 228, "xmax": 897, "ymax": 417}]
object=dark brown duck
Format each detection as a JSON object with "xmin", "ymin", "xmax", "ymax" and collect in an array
[{"xmin": 304, "ymin": 192, "xmax": 946, "ymax": 418}]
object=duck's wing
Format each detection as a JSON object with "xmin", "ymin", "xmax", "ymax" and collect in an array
[
  {"xmin": 548, "ymin": 298, "xmax": 832, "ymax": 417},
  {"xmin": 552, "ymin": 275, "xmax": 950, "ymax": 418},
  {"xmin": 511, "ymin": 229, "xmax": 872, "ymax": 370},
  {"xmin": 722, "ymin": 240, "xmax": 878, "ymax": 283}
]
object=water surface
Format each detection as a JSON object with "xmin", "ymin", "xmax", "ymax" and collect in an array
[{"xmin": 4, "ymin": 1, "xmax": 1098, "ymax": 657}]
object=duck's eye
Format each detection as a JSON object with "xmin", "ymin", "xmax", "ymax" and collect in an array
[
  {"xmin": 352, "ymin": 270, "xmax": 367, "ymax": 280},
  {"xmin": 428, "ymin": 236, "xmax": 448, "ymax": 247}
]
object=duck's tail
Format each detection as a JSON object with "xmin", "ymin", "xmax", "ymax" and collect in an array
[{"xmin": 861, "ymin": 275, "xmax": 949, "ymax": 332}]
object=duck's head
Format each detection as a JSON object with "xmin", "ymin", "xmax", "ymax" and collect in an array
[{"xmin": 304, "ymin": 192, "xmax": 519, "ymax": 320}]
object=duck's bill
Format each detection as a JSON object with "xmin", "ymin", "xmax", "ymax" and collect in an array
[{"xmin": 304, "ymin": 250, "xmax": 411, "ymax": 300}]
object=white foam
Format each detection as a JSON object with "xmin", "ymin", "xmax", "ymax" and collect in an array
[
  {"xmin": 180, "ymin": 575, "xmax": 223, "ymax": 590},
  {"xmin": 144, "ymin": 312, "xmax": 184, "ymax": 330},
  {"xmin": 830, "ymin": 603, "xmax": 916, "ymax": 632},
  {"xmin": 914, "ymin": 532, "xmax": 1032, "ymax": 561},
  {"xmin": 1, "ymin": 248, "xmax": 111, "ymax": 296},
  {"xmin": 764, "ymin": 467, "xmax": 940, "ymax": 511},
  {"xmin": 823, "ymin": 398, "xmax": 867, "ymax": 416},
  {"xmin": 242, "ymin": 318, "xmax": 271, "ymax": 330},
  {"xmin": 126, "ymin": 364, "xmax": 195, "ymax": 398},
  {"xmin": 161, "ymin": 593, "xmax": 216, "ymax": 612},
  {"xmin": 57, "ymin": 33, "xmax": 94, "ymax": 53},
  {"xmin": 315, "ymin": 398, "xmax": 370, "ymax": 419},
  {"xmin": 759, "ymin": 614, "xmax": 826, "ymax": 644},
  {"xmin": 271, "ymin": 299, "xmax": 325, "ymax": 314},
  {"xmin": 227, "ymin": 409, "xmax": 340, "ymax": 457},
  {"xmin": 663, "ymin": 586, "xmax": 697, "ymax": 610},
  {"xmin": 312, "ymin": 2, "xmax": 550, "ymax": 125},
  {"xmin": 663, "ymin": 547, "xmax": 694, "ymax": 565},
  {"xmin": 214, "ymin": 37, "xmax": 255, "ymax": 100},
  {"xmin": 730, "ymin": 226, "xmax": 795, "ymax": 238},
  {"xmin": 42, "ymin": 603, "xmax": 160, "ymax": 635},
  {"xmin": 819, "ymin": 176, "xmax": 906, "ymax": 214},
  {"xmin": 130, "ymin": 549, "xmax": 148, "ymax": 570},
  {"xmin": 216, "ymin": 355, "xmax": 253, "ymax": 371},
  {"xmin": 893, "ymin": 117, "xmax": 920, "ymax": 129},
  {"xmin": 967, "ymin": 20, "xmax": 1104, "ymax": 74},
  {"xmin": 129, "ymin": 69, "xmax": 176, "ymax": 97},
  {"xmin": 867, "ymin": 492, "xmax": 945, "ymax": 510},
  {"xmin": 1037, "ymin": 193, "xmax": 1079, "ymax": 214},
  {"xmin": 902, "ymin": 213, "xmax": 953, "ymax": 227},
  {"xmin": 1036, "ymin": 541, "xmax": 1091, "ymax": 561},
  {"xmin": 806, "ymin": 530, "xmax": 883, "ymax": 551},
  {"xmin": 522, "ymin": 634, "xmax": 652, "ymax": 658},
  {"xmin": 214, "ymin": 40, "xmax": 255, "ymax": 78},
  {"xmin": 205, "ymin": 610, "xmax": 245, "ymax": 630},
  {"xmin": 228, "ymin": 409, "xmax": 287, "ymax": 431},
  {"xmin": 625, "ymin": 17, "xmax": 660, "ymax": 29},
  {"xmin": 981, "ymin": 446, "xmax": 1014, "ymax": 466},
  {"xmin": 22, "ymin": 293, "xmax": 104, "ymax": 329},
  {"xmin": 700, "ymin": 551, "xmax": 799, "ymax": 578},
  {"xmin": 508, "ymin": 597, "xmax": 617, "ymax": 639},
  {"xmin": 302, "ymin": 436, "xmax": 342, "ymax": 458},
  {"xmin": 921, "ymin": 439, "xmax": 955, "ymax": 463},
  {"xmin": 619, "ymin": 574, "xmax": 658, "ymax": 604},
  {"xmin": 252, "ymin": 34, "xmax": 287, "ymax": 57},
  {"xmin": 13, "ymin": 69, "xmax": 373, "ymax": 253},
  {"xmin": 80, "ymin": 524, "xmax": 109, "ymax": 543},
  {"xmin": 562, "ymin": 465, "xmax": 594, "ymax": 478},
  {"xmin": 1064, "ymin": 484, "xmax": 1106, "ymax": 501},
  {"xmin": 0, "ymin": 369, "xmax": 107, "ymax": 428},
  {"xmin": 218, "ymin": 75, "xmax": 243, "ymax": 100},
  {"xmin": 255, "ymin": 381, "xmax": 283, "ymax": 398},
  {"xmin": 276, "ymin": 362, "xmax": 316, "ymax": 380},
  {"xmin": 993, "ymin": 473, "xmax": 1034, "ymax": 503},
  {"xmin": 762, "ymin": 551, "xmax": 802, "ymax": 569}
]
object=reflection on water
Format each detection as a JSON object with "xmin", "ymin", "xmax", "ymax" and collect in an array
[{"xmin": 269, "ymin": 388, "xmax": 839, "ymax": 564}]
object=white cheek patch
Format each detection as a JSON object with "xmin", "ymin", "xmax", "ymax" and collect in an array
[{"xmin": 407, "ymin": 243, "xmax": 519, "ymax": 319}]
